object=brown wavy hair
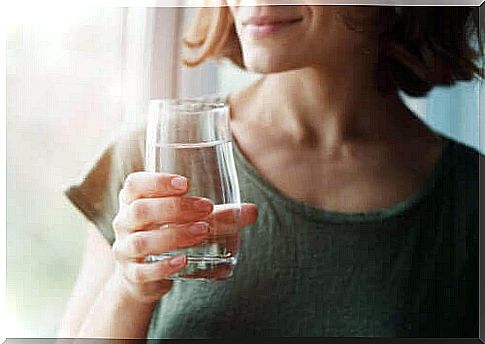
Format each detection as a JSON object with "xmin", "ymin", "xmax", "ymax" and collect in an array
[{"xmin": 182, "ymin": 6, "xmax": 483, "ymax": 97}]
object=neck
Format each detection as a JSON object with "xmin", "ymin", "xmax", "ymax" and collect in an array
[{"xmin": 250, "ymin": 64, "xmax": 414, "ymax": 149}]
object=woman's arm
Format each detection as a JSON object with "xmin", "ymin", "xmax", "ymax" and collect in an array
[
  {"xmin": 76, "ymin": 265, "xmax": 157, "ymax": 339},
  {"xmin": 57, "ymin": 224, "xmax": 156, "ymax": 339},
  {"xmin": 57, "ymin": 224, "xmax": 116, "ymax": 337}
]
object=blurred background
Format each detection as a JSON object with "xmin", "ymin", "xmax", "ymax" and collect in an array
[{"xmin": 5, "ymin": 6, "xmax": 484, "ymax": 337}]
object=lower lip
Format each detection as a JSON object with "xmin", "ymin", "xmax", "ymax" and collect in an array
[{"xmin": 244, "ymin": 20, "xmax": 302, "ymax": 39}]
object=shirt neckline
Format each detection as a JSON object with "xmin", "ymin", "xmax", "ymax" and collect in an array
[{"xmin": 231, "ymin": 128, "xmax": 453, "ymax": 224}]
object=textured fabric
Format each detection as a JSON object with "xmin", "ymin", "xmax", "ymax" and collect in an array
[
  {"xmin": 65, "ymin": 127, "xmax": 145, "ymax": 245},
  {"xmin": 64, "ymin": 121, "xmax": 480, "ymax": 338}
]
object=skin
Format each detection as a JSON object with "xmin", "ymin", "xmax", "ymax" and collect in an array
[
  {"xmin": 228, "ymin": 4, "xmax": 443, "ymax": 211},
  {"xmin": 58, "ymin": 173, "xmax": 258, "ymax": 339},
  {"xmin": 58, "ymin": 5, "xmax": 443, "ymax": 339}
]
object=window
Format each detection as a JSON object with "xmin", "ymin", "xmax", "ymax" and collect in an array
[{"xmin": 6, "ymin": 6, "xmax": 196, "ymax": 336}]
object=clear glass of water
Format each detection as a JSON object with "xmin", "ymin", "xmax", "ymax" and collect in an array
[{"xmin": 144, "ymin": 98, "xmax": 241, "ymax": 281}]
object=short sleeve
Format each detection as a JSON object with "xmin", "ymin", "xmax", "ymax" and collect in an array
[{"xmin": 64, "ymin": 126, "xmax": 146, "ymax": 246}]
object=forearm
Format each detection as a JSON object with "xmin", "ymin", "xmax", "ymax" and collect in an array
[{"xmin": 75, "ymin": 271, "xmax": 157, "ymax": 339}]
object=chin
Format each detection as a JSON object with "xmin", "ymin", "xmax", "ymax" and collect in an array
[{"xmin": 243, "ymin": 50, "xmax": 306, "ymax": 74}]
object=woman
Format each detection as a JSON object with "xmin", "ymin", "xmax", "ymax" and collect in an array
[{"xmin": 59, "ymin": 4, "xmax": 482, "ymax": 338}]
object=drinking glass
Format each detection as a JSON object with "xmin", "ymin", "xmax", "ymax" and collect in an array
[{"xmin": 144, "ymin": 98, "xmax": 241, "ymax": 281}]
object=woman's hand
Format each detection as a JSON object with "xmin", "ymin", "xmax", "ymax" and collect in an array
[{"xmin": 110, "ymin": 172, "xmax": 258, "ymax": 304}]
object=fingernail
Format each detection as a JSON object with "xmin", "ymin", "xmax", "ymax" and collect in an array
[
  {"xmin": 169, "ymin": 255, "xmax": 186, "ymax": 267},
  {"xmin": 194, "ymin": 199, "xmax": 212, "ymax": 212},
  {"xmin": 189, "ymin": 222, "xmax": 209, "ymax": 235},
  {"xmin": 171, "ymin": 177, "xmax": 187, "ymax": 190}
]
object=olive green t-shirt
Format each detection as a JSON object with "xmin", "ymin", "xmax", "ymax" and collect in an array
[{"xmin": 64, "ymin": 124, "xmax": 480, "ymax": 338}]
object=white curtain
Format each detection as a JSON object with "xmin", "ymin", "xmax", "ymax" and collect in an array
[
  {"xmin": 122, "ymin": 7, "xmax": 218, "ymax": 125},
  {"xmin": 6, "ymin": 6, "xmax": 196, "ymax": 337}
]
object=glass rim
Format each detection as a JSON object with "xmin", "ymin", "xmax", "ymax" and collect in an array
[{"xmin": 150, "ymin": 98, "xmax": 228, "ymax": 115}]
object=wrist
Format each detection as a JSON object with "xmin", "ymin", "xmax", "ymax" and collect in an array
[
  {"xmin": 76, "ymin": 268, "xmax": 158, "ymax": 338},
  {"xmin": 109, "ymin": 268, "xmax": 159, "ymax": 311}
]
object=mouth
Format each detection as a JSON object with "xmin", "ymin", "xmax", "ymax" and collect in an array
[{"xmin": 242, "ymin": 16, "xmax": 303, "ymax": 39}]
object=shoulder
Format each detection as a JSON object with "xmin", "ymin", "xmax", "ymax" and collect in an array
[
  {"xmin": 448, "ymin": 137, "xmax": 482, "ymax": 162},
  {"xmin": 113, "ymin": 123, "xmax": 146, "ymax": 154},
  {"xmin": 443, "ymin": 136, "xmax": 482, "ymax": 183},
  {"xmin": 109, "ymin": 124, "xmax": 146, "ymax": 175},
  {"xmin": 438, "ymin": 137, "xmax": 480, "ymax": 266},
  {"xmin": 440, "ymin": 136, "xmax": 481, "ymax": 232}
]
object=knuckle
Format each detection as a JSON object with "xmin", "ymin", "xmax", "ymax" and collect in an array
[
  {"xmin": 130, "ymin": 234, "xmax": 146, "ymax": 256},
  {"xmin": 166, "ymin": 198, "xmax": 179, "ymax": 214},
  {"xmin": 131, "ymin": 200, "xmax": 148, "ymax": 222},
  {"xmin": 123, "ymin": 173, "xmax": 138, "ymax": 195},
  {"xmin": 112, "ymin": 215, "xmax": 123, "ymax": 232},
  {"xmin": 118, "ymin": 188, "xmax": 128, "ymax": 205}
]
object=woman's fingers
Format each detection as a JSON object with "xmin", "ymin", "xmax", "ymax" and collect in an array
[
  {"xmin": 205, "ymin": 203, "xmax": 259, "ymax": 236},
  {"xmin": 114, "ymin": 222, "xmax": 211, "ymax": 260},
  {"xmin": 111, "ymin": 172, "xmax": 261, "ymax": 303},
  {"xmin": 120, "ymin": 172, "xmax": 190, "ymax": 204},
  {"xmin": 239, "ymin": 203, "xmax": 259, "ymax": 227},
  {"xmin": 113, "ymin": 198, "xmax": 256, "ymax": 236},
  {"xmin": 119, "ymin": 258, "xmax": 187, "ymax": 303},
  {"xmin": 112, "ymin": 202, "xmax": 258, "ymax": 261},
  {"xmin": 123, "ymin": 255, "xmax": 187, "ymax": 284},
  {"xmin": 113, "ymin": 196, "xmax": 214, "ymax": 233}
]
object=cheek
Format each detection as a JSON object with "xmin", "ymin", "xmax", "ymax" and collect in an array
[{"xmin": 240, "ymin": 36, "xmax": 315, "ymax": 74}]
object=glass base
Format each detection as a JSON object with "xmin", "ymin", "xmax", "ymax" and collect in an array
[
  {"xmin": 146, "ymin": 254, "xmax": 237, "ymax": 281},
  {"xmin": 145, "ymin": 235, "xmax": 239, "ymax": 281}
]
